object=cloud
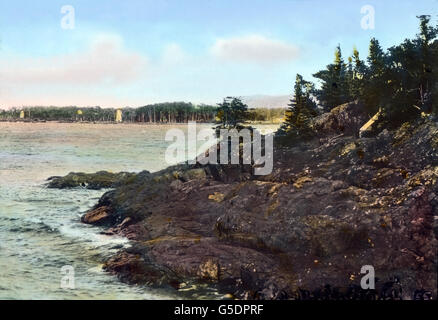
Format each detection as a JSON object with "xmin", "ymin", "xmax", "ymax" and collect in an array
[
  {"xmin": 210, "ymin": 35, "xmax": 299, "ymax": 65},
  {"xmin": 0, "ymin": 34, "xmax": 148, "ymax": 86},
  {"xmin": 161, "ymin": 43, "xmax": 186, "ymax": 65}
]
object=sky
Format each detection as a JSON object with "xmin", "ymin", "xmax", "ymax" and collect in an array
[{"xmin": 0, "ymin": 0, "xmax": 437, "ymax": 108}]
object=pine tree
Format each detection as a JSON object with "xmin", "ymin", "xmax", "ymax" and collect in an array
[
  {"xmin": 278, "ymin": 74, "xmax": 316, "ymax": 138},
  {"xmin": 362, "ymin": 38, "xmax": 387, "ymax": 114},
  {"xmin": 215, "ymin": 97, "xmax": 249, "ymax": 130},
  {"xmin": 416, "ymin": 15, "xmax": 437, "ymax": 113},
  {"xmin": 367, "ymin": 38, "xmax": 386, "ymax": 77},
  {"xmin": 383, "ymin": 16, "xmax": 438, "ymax": 123},
  {"xmin": 313, "ymin": 45, "xmax": 349, "ymax": 110},
  {"xmin": 346, "ymin": 56, "xmax": 354, "ymax": 100},
  {"xmin": 351, "ymin": 47, "xmax": 366, "ymax": 99}
]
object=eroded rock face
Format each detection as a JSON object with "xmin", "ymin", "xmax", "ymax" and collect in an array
[
  {"xmin": 54, "ymin": 118, "xmax": 437, "ymax": 300},
  {"xmin": 81, "ymin": 206, "xmax": 113, "ymax": 226}
]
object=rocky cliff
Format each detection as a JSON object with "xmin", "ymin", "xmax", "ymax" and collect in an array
[{"xmin": 49, "ymin": 104, "xmax": 438, "ymax": 300}]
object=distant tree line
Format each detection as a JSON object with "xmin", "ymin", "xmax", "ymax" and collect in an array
[
  {"xmin": 278, "ymin": 15, "xmax": 438, "ymax": 139},
  {"xmin": 134, "ymin": 103, "xmax": 217, "ymax": 123},
  {"xmin": 0, "ymin": 106, "xmax": 118, "ymax": 122},
  {"xmin": 247, "ymin": 108, "xmax": 286, "ymax": 123},
  {"xmin": 0, "ymin": 102, "xmax": 285, "ymax": 123},
  {"xmin": 0, "ymin": 103, "xmax": 218, "ymax": 123}
]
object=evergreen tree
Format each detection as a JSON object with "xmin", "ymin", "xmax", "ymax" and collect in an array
[
  {"xmin": 307, "ymin": 15, "xmax": 437, "ymax": 130},
  {"xmin": 362, "ymin": 38, "xmax": 387, "ymax": 114},
  {"xmin": 278, "ymin": 74, "xmax": 316, "ymax": 138},
  {"xmin": 367, "ymin": 38, "xmax": 386, "ymax": 77},
  {"xmin": 416, "ymin": 15, "xmax": 437, "ymax": 113},
  {"xmin": 350, "ymin": 47, "xmax": 366, "ymax": 99},
  {"xmin": 346, "ymin": 56, "xmax": 354, "ymax": 100},
  {"xmin": 313, "ymin": 45, "xmax": 349, "ymax": 110},
  {"xmin": 215, "ymin": 97, "xmax": 249, "ymax": 130},
  {"xmin": 384, "ymin": 16, "xmax": 438, "ymax": 123}
]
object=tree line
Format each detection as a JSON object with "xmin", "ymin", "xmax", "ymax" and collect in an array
[
  {"xmin": 133, "ymin": 103, "xmax": 217, "ymax": 123},
  {"xmin": 247, "ymin": 108, "xmax": 285, "ymax": 123},
  {"xmin": 0, "ymin": 102, "xmax": 285, "ymax": 124},
  {"xmin": 0, "ymin": 103, "xmax": 218, "ymax": 123},
  {"xmin": 278, "ymin": 15, "xmax": 438, "ymax": 138}
]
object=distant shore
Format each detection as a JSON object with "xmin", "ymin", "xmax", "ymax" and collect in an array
[
  {"xmin": 0, "ymin": 119, "xmax": 212, "ymax": 125},
  {"xmin": 0, "ymin": 119, "xmax": 283, "ymax": 125}
]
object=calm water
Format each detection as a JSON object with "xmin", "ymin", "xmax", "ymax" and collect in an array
[{"xmin": 0, "ymin": 122, "xmax": 278, "ymax": 299}]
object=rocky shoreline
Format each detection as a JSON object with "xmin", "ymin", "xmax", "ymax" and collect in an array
[{"xmin": 48, "ymin": 103, "xmax": 438, "ymax": 300}]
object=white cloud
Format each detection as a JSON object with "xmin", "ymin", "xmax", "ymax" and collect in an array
[
  {"xmin": 0, "ymin": 34, "xmax": 148, "ymax": 86},
  {"xmin": 162, "ymin": 43, "xmax": 186, "ymax": 65},
  {"xmin": 210, "ymin": 35, "xmax": 299, "ymax": 65}
]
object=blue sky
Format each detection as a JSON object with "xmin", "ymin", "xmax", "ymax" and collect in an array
[{"xmin": 0, "ymin": 0, "xmax": 437, "ymax": 108}]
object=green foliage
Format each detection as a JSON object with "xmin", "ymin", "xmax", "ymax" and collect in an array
[
  {"xmin": 246, "ymin": 108, "xmax": 286, "ymax": 123},
  {"xmin": 277, "ymin": 74, "xmax": 317, "ymax": 140},
  {"xmin": 312, "ymin": 15, "xmax": 438, "ymax": 126},
  {"xmin": 136, "ymin": 102, "xmax": 217, "ymax": 123},
  {"xmin": 361, "ymin": 38, "xmax": 387, "ymax": 115},
  {"xmin": 0, "ymin": 106, "xmax": 116, "ymax": 122},
  {"xmin": 215, "ymin": 97, "xmax": 249, "ymax": 130},
  {"xmin": 0, "ymin": 103, "xmax": 218, "ymax": 123},
  {"xmin": 0, "ymin": 103, "xmax": 284, "ymax": 124},
  {"xmin": 383, "ymin": 15, "xmax": 438, "ymax": 124},
  {"xmin": 313, "ymin": 45, "xmax": 350, "ymax": 111},
  {"xmin": 349, "ymin": 47, "xmax": 366, "ymax": 99}
]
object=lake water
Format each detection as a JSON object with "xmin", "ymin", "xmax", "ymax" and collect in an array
[{"xmin": 0, "ymin": 122, "xmax": 278, "ymax": 299}]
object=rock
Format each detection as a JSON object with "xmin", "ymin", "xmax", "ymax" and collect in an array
[
  {"xmin": 208, "ymin": 192, "xmax": 225, "ymax": 203},
  {"xmin": 170, "ymin": 179, "xmax": 184, "ymax": 190},
  {"xmin": 81, "ymin": 206, "xmax": 113, "ymax": 225},
  {"xmin": 103, "ymin": 248, "xmax": 182, "ymax": 288},
  {"xmin": 198, "ymin": 259, "xmax": 220, "ymax": 281},
  {"xmin": 52, "ymin": 118, "xmax": 438, "ymax": 300},
  {"xmin": 47, "ymin": 171, "xmax": 138, "ymax": 190},
  {"xmin": 181, "ymin": 168, "xmax": 207, "ymax": 181},
  {"xmin": 313, "ymin": 101, "xmax": 368, "ymax": 137},
  {"xmin": 119, "ymin": 217, "xmax": 133, "ymax": 228}
]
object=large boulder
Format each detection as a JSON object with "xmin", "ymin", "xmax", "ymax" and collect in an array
[{"xmin": 313, "ymin": 101, "xmax": 368, "ymax": 137}]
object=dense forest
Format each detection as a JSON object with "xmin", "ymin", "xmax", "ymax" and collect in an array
[
  {"xmin": 278, "ymin": 15, "xmax": 438, "ymax": 138},
  {"xmin": 0, "ymin": 102, "xmax": 284, "ymax": 124},
  {"xmin": 0, "ymin": 103, "xmax": 217, "ymax": 123}
]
